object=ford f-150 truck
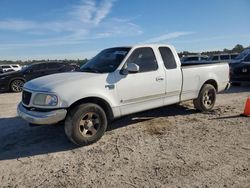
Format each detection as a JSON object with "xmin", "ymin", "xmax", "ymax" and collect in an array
[{"xmin": 17, "ymin": 44, "xmax": 230, "ymax": 146}]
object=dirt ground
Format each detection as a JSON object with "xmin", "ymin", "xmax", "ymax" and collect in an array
[{"xmin": 0, "ymin": 85, "xmax": 250, "ymax": 188}]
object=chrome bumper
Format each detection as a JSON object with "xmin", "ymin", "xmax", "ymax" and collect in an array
[{"xmin": 17, "ymin": 103, "xmax": 67, "ymax": 125}]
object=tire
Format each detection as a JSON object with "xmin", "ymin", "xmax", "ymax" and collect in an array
[
  {"xmin": 193, "ymin": 84, "xmax": 216, "ymax": 112},
  {"xmin": 10, "ymin": 79, "xmax": 24, "ymax": 92},
  {"xmin": 64, "ymin": 103, "xmax": 107, "ymax": 146}
]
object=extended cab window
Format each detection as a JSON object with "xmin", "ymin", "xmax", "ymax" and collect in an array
[
  {"xmin": 126, "ymin": 47, "xmax": 158, "ymax": 72},
  {"xmin": 159, "ymin": 47, "xmax": 177, "ymax": 69}
]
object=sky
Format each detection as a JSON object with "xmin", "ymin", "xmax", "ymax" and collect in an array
[{"xmin": 0, "ymin": 0, "xmax": 249, "ymax": 60}]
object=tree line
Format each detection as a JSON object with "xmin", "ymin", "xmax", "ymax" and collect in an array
[
  {"xmin": 0, "ymin": 44, "xmax": 249, "ymax": 65},
  {"xmin": 178, "ymin": 44, "xmax": 249, "ymax": 57},
  {"xmin": 0, "ymin": 59, "xmax": 89, "ymax": 66}
]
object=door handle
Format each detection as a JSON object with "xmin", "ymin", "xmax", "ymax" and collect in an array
[{"xmin": 156, "ymin": 77, "xmax": 164, "ymax": 81}]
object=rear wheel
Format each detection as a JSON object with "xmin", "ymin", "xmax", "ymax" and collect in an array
[
  {"xmin": 10, "ymin": 79, "xmax": 24, "ymax": 92},
  {"xmin": 193, "ymin": 84, "xmax": 216, "ymax": 112},
  {"xmin": 65, "ymin": 103, "xmax": 107, "ymax": 146}
]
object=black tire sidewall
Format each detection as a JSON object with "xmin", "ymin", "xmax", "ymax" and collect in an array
[
  {"xmin": 65, "ymin": 103, "xmax": 107, "ymax": 146},
  {"xmin": 199, "ymin": 84, "xmax": 216, "ymax": 111}
]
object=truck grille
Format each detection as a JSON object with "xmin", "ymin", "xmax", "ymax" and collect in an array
[{"xmin": 22, "ymin": 90, "xmax": 32, "ymax": 105}]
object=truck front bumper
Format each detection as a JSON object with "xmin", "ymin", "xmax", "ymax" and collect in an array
[{"xmin": 17, "ymin": 103, "xmax": 67, "ymax": 125}]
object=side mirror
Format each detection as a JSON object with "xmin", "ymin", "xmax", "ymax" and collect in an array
[{"xmin": 121, "ymin": 63, "xmax": 139, "ymax": 75}]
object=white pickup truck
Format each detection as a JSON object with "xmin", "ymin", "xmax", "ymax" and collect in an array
[{"xmin": 17, "ymin": 44, "xmax": 230, "ymax": 146}]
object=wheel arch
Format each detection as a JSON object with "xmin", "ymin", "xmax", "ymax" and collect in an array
[
  {"xmin": 201, "ymin": 79, "xmax": 218, "ymax": 92},
  {"xmin": 67, "ymin": 97, "xmax": 114, "ymax": 122},
  {"xmin": 8, "ymin": 77, "xmax": 26, "ymax": 90}
]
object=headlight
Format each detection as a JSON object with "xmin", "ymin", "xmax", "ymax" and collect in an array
[{"xmin": 33, "ymin": 93, "xmax": 58, "ymax": 106}]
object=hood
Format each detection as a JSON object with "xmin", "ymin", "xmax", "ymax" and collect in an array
[{"xmin": 24, "ymin": 72, "xmax": 107, "ymax": 92}]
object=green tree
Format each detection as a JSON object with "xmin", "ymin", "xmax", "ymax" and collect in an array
[{"xmin": 232, "ymin": 44, "xmax": 244, "ymax": 53}]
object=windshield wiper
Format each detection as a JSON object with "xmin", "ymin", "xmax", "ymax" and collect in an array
[{"xmin": 81, "ymin": 67, "xmax": 102, "ymax": 73}]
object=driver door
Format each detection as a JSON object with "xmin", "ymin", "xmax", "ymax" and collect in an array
[{"xmin": 115, "ymin": 47, "xmax": 165, "ymax": 115}]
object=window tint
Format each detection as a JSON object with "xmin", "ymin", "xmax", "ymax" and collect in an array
[
  {"xmin": 47, "ymin": 63, "xmax": 63, "ymax": 69},
  {"xmin": 159, "ymin": 47, "xmax": 177, "ymax": 69},
  {"xmin": 126, "ymin": 47, "xmax": 158, "ymax": 72},
  {"xmin": 186, "ymin": 57, "xmax": 199, "ymax": 61},
  {"xmin": 212, "ymin": 56, "xmax": 219, "ymax": 61},
  {"xmin": 244, "ymin": 54, "xmax": 250, "ymax": 62},
  {"xmin": 12, "ymin": 65, "xmax": 18, "ymax": 68},
  {"xmin": 230, "ymin": 54, "xmax": 238, "ymax": 59},
  {"xmin": 201, "ymin": 56, "xmax": 208, "ymax": 61},
  {"xmin": 220, "ymin": 55, "xmax": 230, "ymax": 60},
  {"xmin": 31, "ymin": 63, "xmax": 46, "ymax": 71}
]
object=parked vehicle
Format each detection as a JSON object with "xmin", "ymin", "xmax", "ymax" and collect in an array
[
  {"xmin": 0, "ymin": 64, "xmax": 22, "ymax": 72},
  {"xmin": 10, "ymin": 64, "xmax": 22, "ymax": 71},
  {"xmin": 0, "ymin": 62, "xmax": 76, "ymax": 92},
  {"xmin": 17, "ymin": 44, "xmax": 230, "ymax": 146},
  {"xmin": 0, "ymin": 67, "xmax": 15, "ymax": 74},
  {"xmin": 0, "ymin": 65, "xmax": 14, "ymax": 72},
  {"xmin": 229, "ymin": 49, "xmax": 250, "ymax": 84},
  {"xmin": 181, "ymin": 55, "xmax": 208, "ymax": 65},
  {"xmin": 207, "ymin": 53, "xmax": 239, "ymax": 63}
]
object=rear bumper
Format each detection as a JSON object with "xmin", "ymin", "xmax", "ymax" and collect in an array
[{"xmin": 17, "ymin": 103, "xmax": 67, "ymax": 125}]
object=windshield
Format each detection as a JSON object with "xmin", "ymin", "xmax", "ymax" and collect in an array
[
  {"xmin": 80, "ymin": 47, "xmax": 131, "ymax": 73},
  {"xmin": 20, "ymin": 64, "xmax": 32, "ymax": 73},
  {"xmin": 234, "ymin": 51, "xmax": 249, "ymax": 60}
]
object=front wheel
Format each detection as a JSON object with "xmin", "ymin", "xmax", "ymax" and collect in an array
[
  {"xmin": 10, "ymin": 79, "xmax": 24, "ymax": 92},
  {"xmin": 64, "ymin": 103, "xmax": 107, "ymax": 146},
  {"xmin": 193, "ymin": 84, "xmax": 216, "ymax": 112}
]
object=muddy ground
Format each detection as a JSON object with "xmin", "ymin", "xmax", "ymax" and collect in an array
[{"xmin": 0, "ymin": 85, "xmax": 250, "ymax": 188}]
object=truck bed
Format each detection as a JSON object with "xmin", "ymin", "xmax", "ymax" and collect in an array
[{"xmin": 180, "ymin": 62, "xmax": 229, "ymax": 101}]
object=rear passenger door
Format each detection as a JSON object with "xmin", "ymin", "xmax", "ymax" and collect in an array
[{"xmin": 159, "ymin": 47, "xmax": 182, "ymax": 105}]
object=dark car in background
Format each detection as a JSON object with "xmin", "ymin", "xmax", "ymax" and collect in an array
[
  {"xmin": 207, "ymin": 53, "xmax": 238, "ymax": 63},
  {"xmin": 229, "ymin": 49, "xmax": 250, "ymax": 85},
  {"xmin": 0, "ymin": 62, "xmax": 77, "ymax": 92},
  {"xmin": 181, "ymin": 55, "xmax": 208, "ymax": 65}
]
